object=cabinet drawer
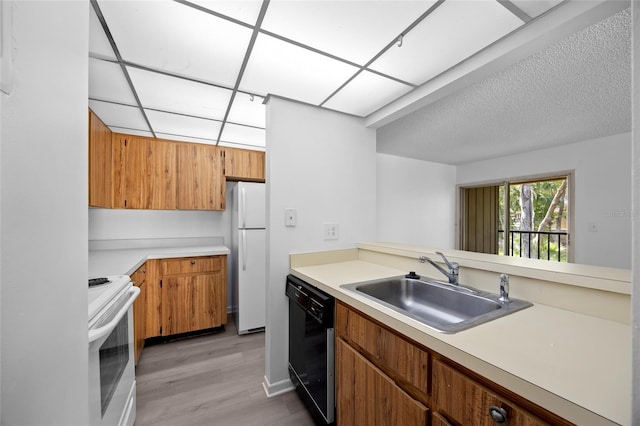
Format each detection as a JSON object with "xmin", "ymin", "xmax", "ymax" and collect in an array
[
  {"xmin": 433, "ymin": 359, "xmax": 547, "ymax": 426},
  {"xmin": 161, "ymin": 256, "xmax": 223, "ymax": 275},
  {"xmin": 336, "ymin": 302, "xmax": 429, "ymax": 397}
]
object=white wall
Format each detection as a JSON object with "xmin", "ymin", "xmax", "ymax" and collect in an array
[
  {"xmin": 457, "ymin": 133, "xmax": 631, "ymax": 269},
  {"xmin": 264, "ymin": 97, "xmax": 377, "ymax": 394},
  {"xmin": 89, "ymin": 206, "xmax": 231, "ymax": 242},
  {"xmin": 631, "ymin": 2, "xmax": 638, "ymax": 422},
  {"xmin": 376, "ymin": 153, "xmax": 457, "ymax": 248},
  {"xmin": 0, "ymin": 2, "xmax": 89, "ymax": 424}
]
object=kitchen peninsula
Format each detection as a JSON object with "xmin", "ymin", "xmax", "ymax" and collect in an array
[{"xmin": 289, "ymin": 242, "xmax": 631, "ymax": 426}]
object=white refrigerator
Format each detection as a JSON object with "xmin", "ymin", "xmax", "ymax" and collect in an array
[{"xmin": 231, "ymin": 182, "xmax": 266, "ymax": 334}]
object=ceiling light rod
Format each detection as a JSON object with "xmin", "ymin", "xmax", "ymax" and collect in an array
[
  {"xmin": 90, "ymin": 0, "xmax": 157, "ymax": 138},
  {"xmin": 215, "ymin": 0, "xmax": 270, "ymax": 145}
]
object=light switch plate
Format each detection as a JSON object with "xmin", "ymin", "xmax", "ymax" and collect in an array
[{"xmin": 285, "ymin": 208, "xmax": 297, "ymax": 227}]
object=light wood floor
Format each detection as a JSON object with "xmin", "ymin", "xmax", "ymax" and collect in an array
[{"xmin": 134, "ymin": 316, "xmax": 315, "ymax": 426}]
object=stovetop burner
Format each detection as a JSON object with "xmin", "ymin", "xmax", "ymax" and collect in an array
[{"xmin": 88, "ymin": 277, "xmax": 110, "ymax": 287}]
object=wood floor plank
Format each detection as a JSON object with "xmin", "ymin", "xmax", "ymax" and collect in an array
[{"xmin": 134, "ymin": 316, "xmax": 315, "ymax": 426}]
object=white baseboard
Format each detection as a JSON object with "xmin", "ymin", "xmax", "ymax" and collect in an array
[{"xmin": 262, "ymin": 375, "xmax": 294, "ymax": 398}]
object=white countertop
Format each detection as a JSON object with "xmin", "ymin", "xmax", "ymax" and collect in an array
[
  {"xmin": 89, "ymin": 245, "xmax": 230, "ymax": 277},
  {"xmin": 290, "ymin": 259, "xmax": 630, "ymax": 426}
]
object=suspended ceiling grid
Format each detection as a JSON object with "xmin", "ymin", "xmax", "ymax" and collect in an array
[{"xmin": 88, "ymin": 0, "xmax": 564, "ymax": 151}]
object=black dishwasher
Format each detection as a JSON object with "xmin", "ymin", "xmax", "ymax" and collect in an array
[{"xmin": 285, "ymin": 274, "xmax": 335, "ymax": 425}]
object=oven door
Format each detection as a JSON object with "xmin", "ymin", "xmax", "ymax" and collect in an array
[{"xmin": 89, "ymin": 286, "xmax": 139, "ymax": 426}]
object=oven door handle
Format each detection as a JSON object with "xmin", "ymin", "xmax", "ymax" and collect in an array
[{"xmin": 88, "ymin": 286, "xmax": 140, "ymax": 343}]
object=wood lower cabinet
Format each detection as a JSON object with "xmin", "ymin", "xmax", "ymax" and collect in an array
[
  {"xmin": 335, "ymin": 301, "xmax": 572, "ymax": 426},
  {"xmin": 336, "ymin": 337, "xmax": 429, "ymax": 426},
  {"xmin": 145, "ymin": 255, "xmax": 227, "ymax": 338},
  {"xmin": 433, "ymin": 359, "xmax": 546, "ymax": 426},
  {"xmin": 223, "ymin": 147, "xmax": 265, "ymax": 182},
  {"xmin": 131, "ymin": 264, "xmax": 147, "ymax": 364}
]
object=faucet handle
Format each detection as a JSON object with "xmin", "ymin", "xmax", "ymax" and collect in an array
[{"xmin": 436, "ymin": 251, "xmax": 457, "ymax": 271}]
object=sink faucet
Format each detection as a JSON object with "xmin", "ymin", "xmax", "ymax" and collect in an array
[
  {"xmin": 420, "ymin": 252, "xmax": 459, "ymax": 285},
  {"xmin": 499, "ymin": 274, "xmax": 510, "ymax": 303}
]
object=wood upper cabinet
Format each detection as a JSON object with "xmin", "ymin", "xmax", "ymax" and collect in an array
[
  {"xmin": 433, "ymin": 359, "xmax": 548, "ymax": 426},
  {"xmin": 177, "ymin": 143, "xmax": 225, "ymax": 210},
  {"xmin": 112, "ymin": 134, "xmax": 177, "ymax": 209},
  {"xmin": 88, "ymin": 110, "xmax": 113, "ymax": 208},
  {"xmin": 336, "ymin": 337, "xmax": 429, "ymax": 426},
  {"xmin": 145, "ymin": 256, "xmax": 227, "ymax": 338},
  {"xmin": 131, "ymin": 263, "xmax": 147, "ymax": 364},
  {"xmin": 223, "ymin": 147, "xmax": 265, "ymax": 182}
]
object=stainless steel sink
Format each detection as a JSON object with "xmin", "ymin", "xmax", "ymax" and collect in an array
[{"xmin": 341, "ymin": 276, "xmax": 532, "ymax": 333}]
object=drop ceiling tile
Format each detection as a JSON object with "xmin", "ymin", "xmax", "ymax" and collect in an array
[
  {"xmin": 241, "ymin": 33, "xmax": 359, "ymax": 105},
  {"xmin": 128, "ymin": 67, "xmax": 232, "ymax": 120},
  {"xmin": 145, "ymin": 109, "xmax": 221, "ymax": 141},
  {"xmin": 227, "ymin": 93, "xmax": 265, "ymax": 128},
  {"xmin": 510, "ymin": 0, "xmax": 564, "ymax": 19},
  {"xmin": 369, "ymin": 0, "xmax": 523, "ymax": 85},
  {"xmin": 109, "ymin": 127, "xmax": 154, "ymax": 138},
  {"xmin": 98, "ymin": 0, "xmax": 252, "ymax": 86},
  {"xmin": 220, "ymin": 123, "xmax": 265, "ymax": 147},
  {"xmin": 219, "ymin": 141, "xmax": 265, "ymax": 152},
  {"xmin": 89, "ymin": 5, "xmax": 116, "ymax": 60},
  {"xmin": 188, "ymin": 0, "xmax": 263, "ymax": 25},
  {"xmin": 89, "ymin": 58, "xmax": 136, "ymax": 105},
  {"xmin": 261, "ymin": 1, "xmax": 437, "ymax": 65},
  {"xmin": 89, "ymin": 100, "xmax": 149, "ymax": 132},
  {"xmin": 323, "ymin": 71, "xmax": 413, "ymax": 117},
  {"xmin": 155, "ymin": 133, "xmax": 217, "ymax": 145}
]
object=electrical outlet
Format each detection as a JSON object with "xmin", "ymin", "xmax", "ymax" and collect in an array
[{"xmin": 324, "ymin": 223, "xmax": 339, "ymax": 240}]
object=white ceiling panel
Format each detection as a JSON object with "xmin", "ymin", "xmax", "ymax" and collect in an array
[
  {"xmin": 510, "ymin": 0, "xmax": 564, "ymax": 19},
  {"xmin": 188, "ymin": 0, "xmax": 263, "ymax": 25},
  {"xmin": 98, "ymin": 0, "xmax": 252, "ymax": 86},
  {"xmin": 108, "ymin": 127, "xmax": 154, "ymax": 138},
  {"xmin": 323, "ymin": 71, "xmax": 413, "ymax": 117},
  {"xmin": 220, "ymin": 123, "xmax": 265, "ymax": 147},
  {"xmin": 155, "ymin": 133, "xmax": 217, "ymax": 145},
  {"xmin": 241, "ymin": 33, "xmax": 359, "ymax": 105},
  {"xmin": 261, "ymin": 1, "xmax": 438, "ymax": 65},
  {"xmin": 128, "ymin": 67, "xmax": 232, "ymax": 120},
  {"xmin": 89, "ymin": 6, "xmax": 116, "ymax": 60},
  {"xmin": 227, "ymin": 93, "xmax": 266, "ymax": 128},
  {"xmin": 145, "ymin": 109, "xmax": 222, "ymax": 140},
  {"xmin": 369, "ymin": 0, "xmax": 523, "ymax": 85},
  {"xmin": 89, "ymin": 100, "xmax": 150, "ymax": 132},
  {"xmin": 89, "ymin": 58, "xmax": 137, "ymax": 105}
]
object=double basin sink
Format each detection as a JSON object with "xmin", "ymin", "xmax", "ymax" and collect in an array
[{"xmin": 341, "ymin": 276, "xmax": 532, "ymax": 333}]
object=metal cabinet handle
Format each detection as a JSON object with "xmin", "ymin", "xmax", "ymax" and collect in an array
[
  {"xmin": 488, "ymin": 406, "xmax": 508, "ymax": 424},
  {"xmin": 191, "ymin": 260, "xmax": 196, "ymax": 265}
]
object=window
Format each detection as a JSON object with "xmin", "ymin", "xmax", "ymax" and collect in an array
[{"xmin": 461, "ymin": 175, "xmax": 571, "ymax": 262}]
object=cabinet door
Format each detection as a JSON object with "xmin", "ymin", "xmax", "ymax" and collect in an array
[
  {"xmin": 177, "ymin": 143, "xmax": 225, "ymax": 210},
  {"xmin": 112, "ymin": 134, "xmax": 177, "ymax": 209},
  {"xmin": 433, "ymin": 359, "xmax": 547, "ymax": 426},
  {"xmin": 88, "ymin": 110, "xmax": 113, "ymax": 208},
  {"xmin": 161, "ymin": 272, "xmax": 226, "ymax": 335},
  {"xmin": 223, "ymin": 148, "xmax": 265, "ymax": 182},
  {"xmin": 336, "ymin": 338, "xmax": 428, "ymax": 426}
]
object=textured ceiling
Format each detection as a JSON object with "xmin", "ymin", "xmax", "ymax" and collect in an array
[
  {"xmin": 89, "ymin": 0, "xmax": 566, "ymax": 151},
  {"xmin": 376, "ymin": 8, "xmax": 632, "ymax": 165}
]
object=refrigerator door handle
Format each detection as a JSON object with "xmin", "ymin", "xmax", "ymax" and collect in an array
[
  {"xmin": 242, "ymin": 229, "xmax": 247, "ymax": 271},
  {"xmin": 241, "ymin": 186, "xmax": 247, "ymax": 229}
]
